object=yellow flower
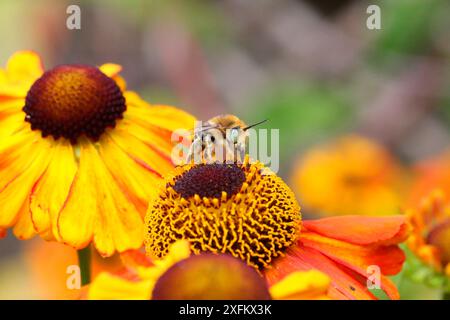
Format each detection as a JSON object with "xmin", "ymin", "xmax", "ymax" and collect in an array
[
  {"xmin": 292, "ymin": 135, "xmax": 407, "ymax": 216},
  {"xmin": 88, "ymin": 240, "xmax": 330, "ymax": 300},
  {"xmin": 406, "ymin": 189, "xmax": 450, "ymax": 277},
  {"xmin": 0, "ymin": 51, "xmax": 195, "ymax": 256}
]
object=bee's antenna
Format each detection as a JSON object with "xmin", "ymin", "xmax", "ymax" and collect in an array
[{"xmin": 243, "ymin": 119, "xmax": 268, "ymax": 131}]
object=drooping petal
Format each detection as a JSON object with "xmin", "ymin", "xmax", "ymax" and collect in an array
[
  {"xmin": 269, "ymin": 270, "xmax": 330, "ymax": 300},
  {"xmin": 300, "ymin": 231, "xmax": 406, "ymax": 276},
  {"xmin": 266, "ymin": 245, "xmax": 376, "ymax": 300},
  {"xmin": 99, "ymin": 133, "xmax": 162, "ymax": 214},
  {"xmin": 0, "ymin": 131, "xmax": 52, "ymax": 229},
  {"xmin": 107, "ymin": 127, "xmax": 174, "ymax": 177},
  {"xmin": 30, "ymin": 141, "xmax": 77, "ymax": 239},
  {"xmin": 13, "ymin": 198, "xmax": 35, "ymax": 240},
  {"xmin": 302, "ymin": 215, "xmax": 410, "ymax": 246},
  {"xmin": 57, "ymin": 140, "xmax": 144, "ymax": 256}
]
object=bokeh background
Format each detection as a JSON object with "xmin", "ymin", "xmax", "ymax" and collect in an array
[{"xmin": 0, "ymin": 0, "xmax": 449, "ymax": 299}]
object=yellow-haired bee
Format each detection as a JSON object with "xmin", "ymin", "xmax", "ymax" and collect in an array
[{"xmin": 186, "ymin": 114, "xmax": 267, "ymax": 164}]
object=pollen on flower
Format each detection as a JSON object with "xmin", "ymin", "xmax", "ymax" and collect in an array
[
  {"xmin": 23, "ymin": 65, "xmax": 126, "ymax": 143},
  {"xmin": 145, "ymin": 158, "xmax": 302, "ymax": 270},
  {"xmin": 172, "ymin": 163, "xmax": 246, "ymax": 199}
]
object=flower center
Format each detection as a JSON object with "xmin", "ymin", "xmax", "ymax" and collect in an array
[
  {"xmin": 23, "ymin": 65, "xmax": 126, "ymax": 143},
  {"xmin": 152, "ymin": 254, "xmax": 271, "ymax": 300},
  {"xmin": 172, "ymin": 163, "xmax": 246, "ymax": 199},
  {"xmin": 427, "ymin": 218, "xmax": 450, "ymax": 266},
  {"xmin": 146, "ymin": 161, "xmax": 302, "ymax": 270}
]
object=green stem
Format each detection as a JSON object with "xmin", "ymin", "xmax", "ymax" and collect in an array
[{"xmin": 77, "ymin": 246, "xmax": 91, "ymax": 286}]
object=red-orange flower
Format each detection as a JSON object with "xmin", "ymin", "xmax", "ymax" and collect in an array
[
  {"xmin": 266, "ymin": 215, "xmax": 409, "ymax": 299},
  {"xmin": 144, "ymin": 159, "xmax": 410, "ymax": 299}
]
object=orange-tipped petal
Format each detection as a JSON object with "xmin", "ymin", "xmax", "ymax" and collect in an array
[
  {"xmin": 300, "ymin": 230, "xmax": 406, "ymax": 276},
  {"xmin": 266, "ymin": 245, "xmax": 376, "ymax": 300},
  {"xmin": 302, "ymin": 215, "xmax": 410, "ymax": 246}
]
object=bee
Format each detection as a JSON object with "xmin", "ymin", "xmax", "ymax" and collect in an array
[{"xmin": 185, "ymin": 114, "xmax": 267, "ymax": 164}]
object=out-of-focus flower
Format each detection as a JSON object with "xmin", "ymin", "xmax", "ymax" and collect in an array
[
  {"xmin": 24, "ymin": 238, "xmax": 123, "ymax": 299},
  {"xmin": 144, "ymin": 157, "xmax": 410, "ymax": 299},
  {"xmin": 408, "ymin": 151, "xmax": 450, "ymax": 207},
  {"xmin": 406, "ymin": 190, "xmax": 450, "ymax": 278},
  {"xmin": 292, "ymin": 135, "xmax": 407, "ymax": 216},
  {"xmin": 88, "ymin": 240, "xmax": 330, "ymax": 300},
  {"xmin": 0, "ymin": 51, "xmax": 195, "ymax": 256}
]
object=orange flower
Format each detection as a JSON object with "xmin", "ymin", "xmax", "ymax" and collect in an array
[
  {"xmin": 144, "ymin": 159, "xmax": 410, "ymax": 299},
  {"xmin": 0, "ymin": 51, "xmax": 195, "ymax": 255},
  {"xmin": 292, "ymin": 135, "xmax": 407, "ymax": 216},
  {"xmin": 87, "ymin": 241, "xmax": 331, "ymax": 300},
  {"xmin": 406, "ymin": 190, "xmax": 450, "ymax": 277},
  {"xmin": 408, "ymin": 151, "xmax": 450, "ymax": 207}
]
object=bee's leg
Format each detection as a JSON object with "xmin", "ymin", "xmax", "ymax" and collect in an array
[
  {"xmin": 186, "ymin": 137, "xmax": 202, "ymax": 164},
  {"xmin": 203, "ymin": 138, "xmax": 215, "ymax": 163},
  {"xmin": 236, "ymin": 142, "xmax": 246, "ymax": 164}
]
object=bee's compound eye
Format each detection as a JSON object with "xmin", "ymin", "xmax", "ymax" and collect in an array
[
  {"xmin": 230, "ymin": 128, "xmax": 240, "ymax": 143},
  {"xmin": 204, "ymin": 134, "xmax": 214, "ymax": 143}
]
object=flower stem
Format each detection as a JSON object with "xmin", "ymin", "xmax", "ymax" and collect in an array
[{"xmin": 77, "ymin": 246, "xmax": 91, "ymax": 286}]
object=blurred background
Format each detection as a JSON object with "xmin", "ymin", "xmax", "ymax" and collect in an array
[{"xmin": 0, "ymin": 0, "xmax": 449, "ymax": 299}]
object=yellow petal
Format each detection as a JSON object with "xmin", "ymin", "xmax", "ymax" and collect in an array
[
  {"xmin": 0, "ymin": 134, "xmax": 52, "ymax": 228},
  {"xmin": 99, "ymin": 63, "xmax": 122, "ymax": 78},
  {"xmin": 108, "ymin": 127, "xmax": 174, "ymax": 177},
  {"xmin": 13, "ymin": 198, "xmax": 36, "ymax": 240},
  {"xmin": 88, "ymin": 273, "xmax": 153, "ymax": 300},
  {"xmin": 124, "ymin": 91, "xmax": 196, "ymax": 132},
  {"xmin": 99, "ymin": 133, "xmax": 161, "ymax": 214},
  {"xmin": 269, "ymin": 270, "xmax": 331, "ymax": 300},
  {"xmin": 89, "ymin": 240, "xmax": 190, "ymax": 300},
  {"xmin": 30, "ymin": 141, "xmax": 77, "ymax": 239},
  {"xmin": 0, "ymin": 130, "xmax": 44, "ymax": 191},
  {"xmin": 58, "ymin": 140, "xmax": 144, "ymax": 256},
  {"xmin": 98, "ymin": 63, "xmax": 126, "ymax": 91},
  {"xmin": 6, "ymin": 50, "xmax": 44, "ymax": 82},
  {"xmin": 0, "ymin": 110, "xmax": 27, "ymax": 139},
  {"xmin": 0, "ymin": 51, "xmax": 43, "ymax": 98}
]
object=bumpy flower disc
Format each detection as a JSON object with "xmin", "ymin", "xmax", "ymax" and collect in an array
[
  {"xmin": 145, "ymin": 158, "xmax": 302, "ymax": 270},
  {"xmin": 23, "ymin": 65, "xmax": 126, "ymax": 143},
  {"xmin": 427, "ymin": 218, "xmax": 450, "ymax": 266},
  {"xmin": 152, "ymin": 253, "xmax": 271, "ymax": 300}
]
